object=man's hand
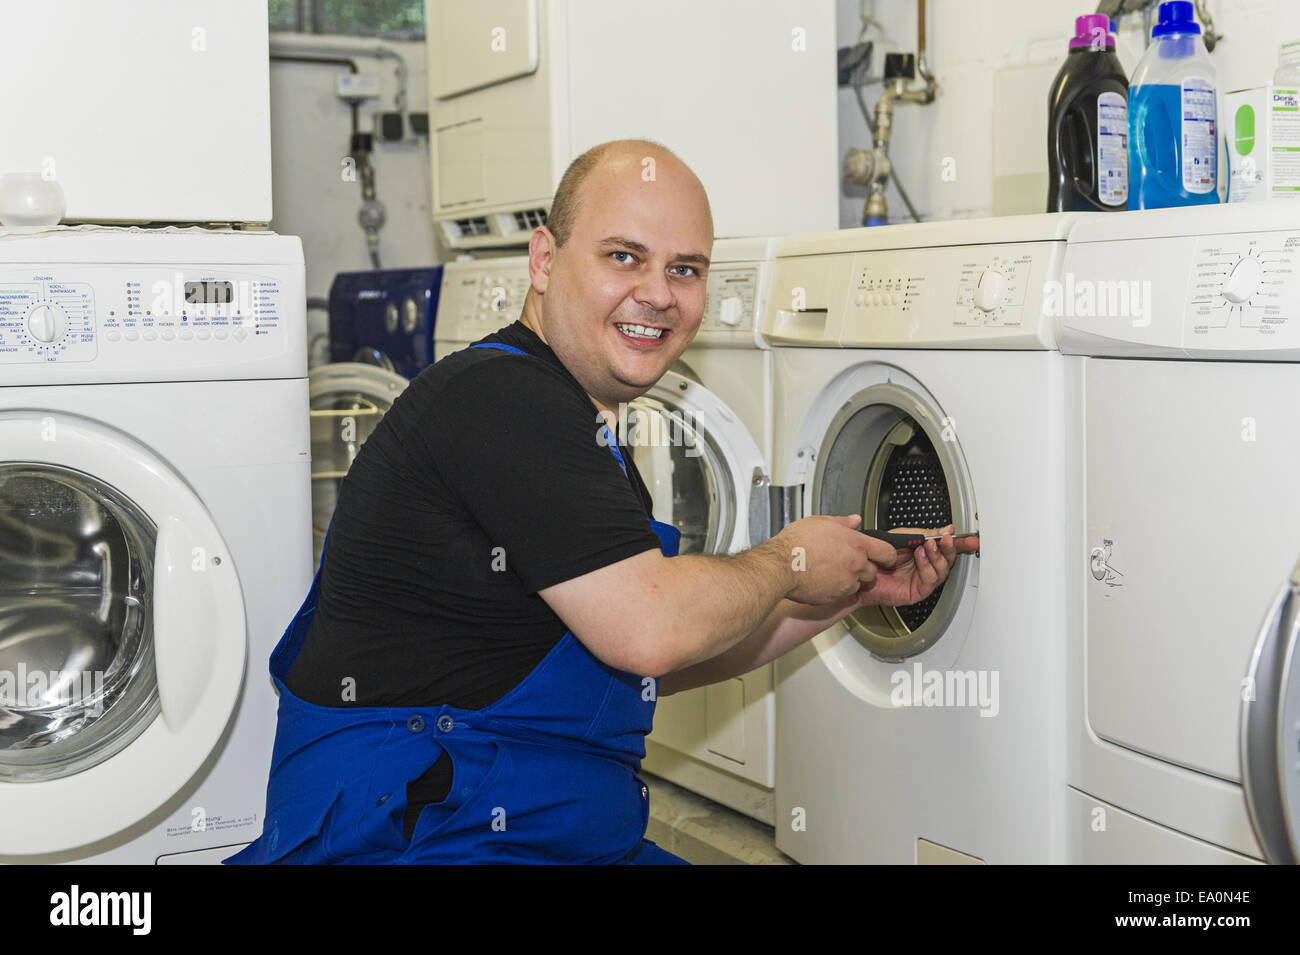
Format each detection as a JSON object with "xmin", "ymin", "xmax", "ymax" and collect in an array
[
  {"xmin": 850, "ymin": 524, "xmax": 979, "ymax": 608},
  {"xmin": 773, "ymin": 514, "xmax": 900, "ymax": 605}
]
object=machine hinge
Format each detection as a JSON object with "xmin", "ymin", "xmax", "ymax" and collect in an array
[{"xmin": 749, "ymin": 468, "xmax": 803, "ymax": 543}]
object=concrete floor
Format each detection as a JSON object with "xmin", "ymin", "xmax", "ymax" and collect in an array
[{"xmin": 643, "ymin": 772, "xmax": 794, "ymax": 865}]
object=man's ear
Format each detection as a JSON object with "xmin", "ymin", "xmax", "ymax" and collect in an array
[{"xmin": 529, "ymin": 226, "xmax": 557, "ymax": 293}]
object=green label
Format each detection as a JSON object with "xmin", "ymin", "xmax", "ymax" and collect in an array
[{"xmin": 1235, "ymin": 104, "xmax": 1256, "ymax": 155}]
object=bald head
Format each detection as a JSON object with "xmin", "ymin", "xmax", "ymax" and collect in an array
[
  {"xmin": 547, "ymin": 139, "xmax": 713, "ymax": 247},
  {"xmin": 519, "ymin": 138, "xmax": 714, "ymax": 417}
]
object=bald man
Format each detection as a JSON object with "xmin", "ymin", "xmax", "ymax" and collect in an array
[{"xmin": 228, "ymin": 140, "xmax": 975, "ymax": 866}]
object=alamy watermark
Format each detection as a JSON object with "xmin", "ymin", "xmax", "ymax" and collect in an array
[
  {"xmin": 596, "ymin": 403, "xmax": 701, "ymax": 457},
  {"xmin": 0, "ymin": 665, "xmax": 106, "ymax": 716},
  {"xmin": 890, "ymin": 662, "xmax": 999, "ymax": 717},
  {"xmin": 1043, "ymin": 273, "xmax": 1153, "ymax": 328}
]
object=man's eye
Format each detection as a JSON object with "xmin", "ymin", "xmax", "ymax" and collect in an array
[
  {"xmin": 671, "ymin": 265, "xmax": 698, "ymax": 278},
  {"xmin": 611, "ymin": 251, "xmax": 636, "ymax": 264}
]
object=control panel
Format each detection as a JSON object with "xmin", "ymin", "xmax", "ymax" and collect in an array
[
  {"xmin": 1187, "ymin": 232, "xmax": 1300, "ymax": 341},
  {"xmin": 837, "ymin": 243, "xmax": 1055, "ymax": 348},
  {"xmin": 0, "ymin": 265, "xmax": 289, "ymax": 365},
  {"xmin": 437, "ymin": 258, "xmax": 531, "ymax": 343},
  {"xmin": 439, "ymin": 258, "xmax": 770, "ymax": 348},
  {"xmin": 696, "ymin": 265, "xmax": 765, "ymax": 346}
]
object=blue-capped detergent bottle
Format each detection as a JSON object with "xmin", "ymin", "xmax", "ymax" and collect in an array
[{"xmin": 1128, "ymin": 0, "xmax": 1220, "ymax": 208}]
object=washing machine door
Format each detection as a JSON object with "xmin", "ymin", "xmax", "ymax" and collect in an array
[
  {"xmin": 0, "ymin": 411, "xmax": 245, "ymax": 854},
  {"xmin": 1241, "ymin": 557, "xmax": 1300, "ymax": 864},
  {"xmin": 810, "ymin": 377, "xmax": 978, "ymax": 662},
  {"xmin": 627, "ymin": 369, "xmax": 765, "ymax": 557},
  {"xmin": 308, "ymin": 363, "xmax": 411, "ymax": 567}
]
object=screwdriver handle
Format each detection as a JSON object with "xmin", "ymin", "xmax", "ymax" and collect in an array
[{"xmin": 863, "ymin": 529, "xmax": 929, "ymax": 550}]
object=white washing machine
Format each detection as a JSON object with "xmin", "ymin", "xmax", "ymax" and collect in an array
[
  {"xmin": 639, "ymin": 237, "xmax": 781, "ymax": 824},
  {"xmin": 1058, "ymin": 204, "xmax": 1300, "ymax": 864},
  {"xmin": 0, "ymin": 227, "xmax": 311, "ymax": 863},
  {"xmin": 434, "ymin": 257, "xmax": 532, "ymax": 360},
  {"xmin": 762, "ymin": 214, "xmax": 1076, "ymax": 864}
]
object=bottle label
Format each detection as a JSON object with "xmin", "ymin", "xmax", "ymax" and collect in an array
[
  {"xmin": 1181, "ymin": 78, "xmax": 1217, "ymax": 193},
  {"xmin": 1097, "ymin": 91, "xmax": 1128, "ymax": 205}
]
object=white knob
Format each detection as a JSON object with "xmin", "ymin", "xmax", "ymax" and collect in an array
[
  {"xmin": 26, "ymin": 304, "xmax": 67, "ymax": 343},
  {"xmin": 973, "ymin": 270, "xmax": 1006, "ymax": 312},
  {"xmin": 718, "ymin": 296, "xmax": 743, "ymax": 326},
  {"xmin": 1222, "ymin": 257, "xmax": 1262, "ymax": 304}
]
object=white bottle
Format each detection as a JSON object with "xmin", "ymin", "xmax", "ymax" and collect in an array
[{"xmin": 1276, "ymin": 40, "xmax": 1300, "ymax": 86}]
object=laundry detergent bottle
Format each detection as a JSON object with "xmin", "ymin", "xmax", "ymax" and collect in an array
[
  {"xmin": 1128, "ymin": 0, "xmax": 1220, "ymax": 208},
  {"xmin": 1048, "ymin": 14, "xmax": 1129, "ymax": 212}
]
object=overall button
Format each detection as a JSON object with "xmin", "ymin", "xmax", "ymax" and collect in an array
[
  {"xmin": 436, "ymin": 715, "xmax": 454, "ymax": 733},
  {"xmin": 406, "ymin": 715, "xmax": 425, "ymax": 733},
  {"xmin": 640, "ymin": 785, "xmax": 648, "ymax": 799}
]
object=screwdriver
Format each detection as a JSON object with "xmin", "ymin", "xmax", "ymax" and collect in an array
[{"xmin": 864, "ymin": 530, "xmax": 980, "ymax": 549}]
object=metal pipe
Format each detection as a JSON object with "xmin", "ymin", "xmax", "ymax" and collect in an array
[
  {"xmin": 269, "ymin": 53, "xmax": 361, "ymax": 133},
  {"xmin": 269, "ymin": 39, "xmax": 409, "ymax": 115}
]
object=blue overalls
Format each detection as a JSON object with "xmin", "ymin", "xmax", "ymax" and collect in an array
[{"xmin": 225, "ymin": 342, "xmax": 687, "ymax": 865}]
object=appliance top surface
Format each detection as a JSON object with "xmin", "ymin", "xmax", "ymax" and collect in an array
[
  {"xmin": 708, "ymin": 236, "xmax": 782, "ymax": 263},
  {"xmin": 0, "ymin": 226, "xmax": 303, "ymax": 264},
  {"xmin": 777, "ymin": 213, "xmax": 1084, "ymax": 257},
  {"xmin": 1067, "ymin": 204, "xmax": 1300, "ymax": 243}
]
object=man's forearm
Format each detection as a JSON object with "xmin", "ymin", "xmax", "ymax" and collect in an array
[
  {"xmin": 658, "ymin": 593, "xmax": 859, "ymax": 696},
  {"xmin": 650, "ymin": 537, "xmax": 798, "ymax": 674}
]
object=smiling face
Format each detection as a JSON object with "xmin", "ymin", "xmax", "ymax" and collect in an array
[{"xmin": 521, "ymin": 146, "xmax": 714, "ymax": 416}]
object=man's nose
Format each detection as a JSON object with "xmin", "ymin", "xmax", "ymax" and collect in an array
[{"xmin": 632, "ymin": 267, "xmax": 674, "ymax": 312}]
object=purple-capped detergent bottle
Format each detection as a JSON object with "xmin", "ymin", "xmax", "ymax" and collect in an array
[{"xmin": 1048, "ymin": 14, "xmax": 1129, "ymax": 212}]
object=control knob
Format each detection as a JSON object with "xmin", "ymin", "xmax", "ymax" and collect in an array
[
  {"xmin": 1222, "ymin": 257, "xmax": 1262, "ymax": 305},
  {"xmin": 973, "ymin": 269, "xmax": 1006, "ymax": 312},
  {"xmin": 718, "ymin": 296, "xmax": 744, "ymax": 327},
  {"xmin": 26, "ymin": 304, "xmax": 67, "ymax": 343}
]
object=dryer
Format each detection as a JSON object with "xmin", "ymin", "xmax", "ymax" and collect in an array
[
  {"xmin": 762, "ymin": 215, "xmax": 1076, "ymax": 864},
  {"xmin": 0, "ymin": 227, "xmax": 310, "ymax": 863},
  {"xmin": 1058, "ymin": 203, "xmax": 1300, "ymax": 864}
]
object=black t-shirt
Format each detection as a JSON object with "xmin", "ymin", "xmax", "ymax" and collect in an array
[{"xmin": 286, "ymin": 321, "xmax": 662, "ymax": 835}]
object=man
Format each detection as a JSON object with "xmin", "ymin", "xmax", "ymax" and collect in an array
[{"xmin": 228, "ymin": 139, "xmax": 977, "ymax": 866}]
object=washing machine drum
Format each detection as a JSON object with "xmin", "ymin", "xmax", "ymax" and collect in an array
[
  {"xmin": 0, "ymin": 464, "xmax": 159, "ymax": 782},
  {"xmin": 813, "ymin": 384, "xmax": 976, "ymax": 661}
]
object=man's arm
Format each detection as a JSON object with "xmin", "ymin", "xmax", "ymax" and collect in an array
[
  {"xmin": 657, "ymin": 594, "xmax": 859, "ymax": 696},
  {"xmin": 656, "ymin": 530, "xmax": 977, "ymax": 693},
  {"xmin": 539, "ymin": 514, "xmax": 899, "ymax": 677}
]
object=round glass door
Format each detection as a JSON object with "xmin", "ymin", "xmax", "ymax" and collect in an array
[
  {"xmin": 0, "ymin": 465, "xmax": 159, "ymax": 782},
  {"xmin": 626, "ymin": 396, "xmax": 732, "ymax": 555},
  {"xmin": 309, "ymin": 363, "xmax": 410, "ymax": 567},
  {"xmin": 0, "ymin": 409, "xmax": 247, "ymax": 854},
  {"xmin": 813, "ymin": 381, "xmax": 977, "ymax": 661},
  {"xmin": 626, "ymin": 369, "xmax": 762, "ymax": 557}
]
